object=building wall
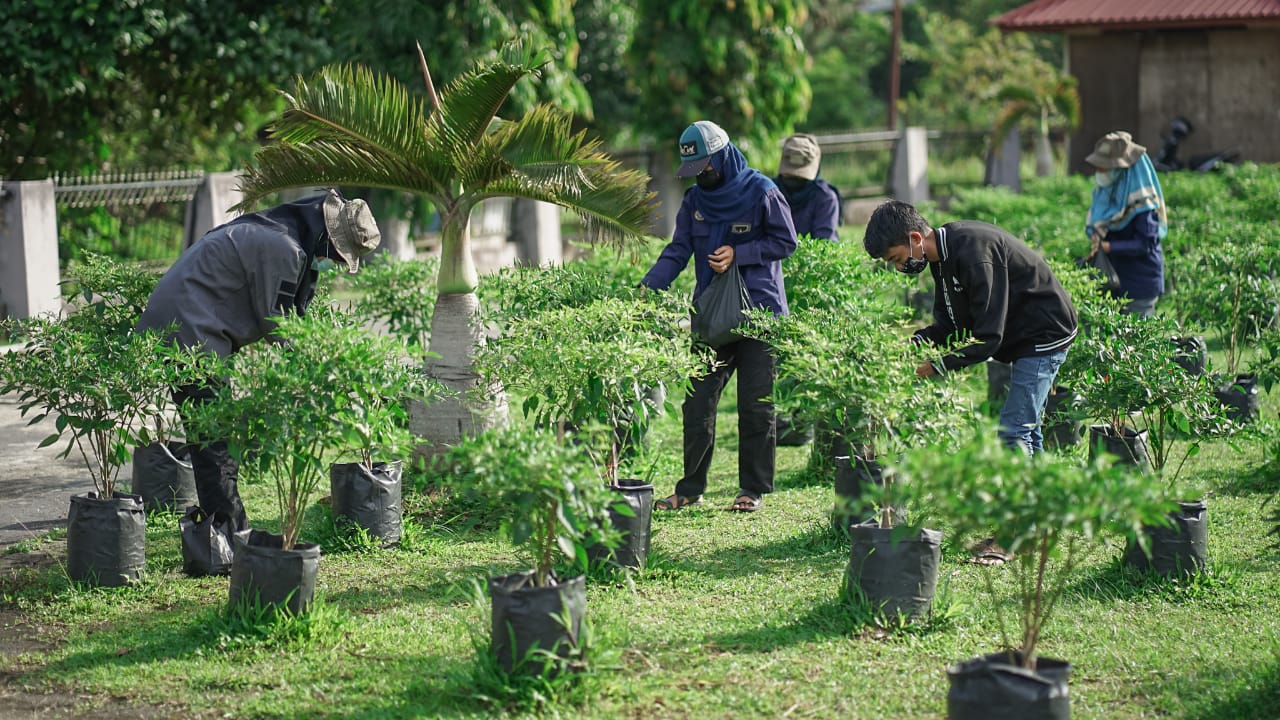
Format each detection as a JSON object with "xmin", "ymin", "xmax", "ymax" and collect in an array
[
  {"xmin": 1068, "ymin": 34, "xmax": 1142, "ymax": 173},
  {"xmin": 1068, "ymin": 27, "xmax": 1280, "ymax": 174}
]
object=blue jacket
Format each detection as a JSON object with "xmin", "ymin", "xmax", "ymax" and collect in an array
[
  {"xmin": 775, "ymin": 177, "xmax": 841, "ymax": 241},
  {"xmin": 1101, "ymin": 209, "xmax": 1164, "ymax": 300},
  {"xmin": 642, "ymin": 186, "xmax": 797, "ymax": 316}
]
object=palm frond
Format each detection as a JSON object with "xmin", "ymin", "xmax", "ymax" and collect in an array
[
  {"xmin": 273, "ymin": 65, "xmax": 442, "ymax": 176},
  {"xmin": 429, "ymin": 41, "xmax": 548, "ymax": 155},
  {"xmin": 235, "ymin": 142, "xmax": 444, "ymax": 213},
  {"xmin": 481, "ymin": 164, "xmax": 657, "ymax": 250},
  {"xmin": 991, "ymin": 101, "xmax": 1032, "ymax": 146},
  {"xmin": 995, "ymin": 85, "xmax": 1039, "ymax": 105},
  {"xmin": 1052, "ymin": 79, "xmax": 1081, "ymax": 129}
]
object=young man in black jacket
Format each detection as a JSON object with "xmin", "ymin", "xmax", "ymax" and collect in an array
[{"xmin": 863, "ymin": 200, "xmax": 1077, "ymax": 455}]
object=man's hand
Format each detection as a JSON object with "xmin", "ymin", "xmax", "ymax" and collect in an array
[
  {"xmin": 709, "ymin": 245, "xmax": 735, "ymax": 273},
  {"xmin": 915, "ymin": 361, "xmax": 937, "ymax": 378}
]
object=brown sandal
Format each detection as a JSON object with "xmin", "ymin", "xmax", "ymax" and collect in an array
[
  {"xmin": 728, "ymin": 493, "xmax": 763, "ymax": 513},
  {"xmin": 655, "ymin": 494, "xmax": 702, "ymax": 511}
]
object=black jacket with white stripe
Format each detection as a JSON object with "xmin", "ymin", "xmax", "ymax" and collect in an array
[{"xmin": 913, "ymin": 221, "xmax": 1077, "ymax": 372}]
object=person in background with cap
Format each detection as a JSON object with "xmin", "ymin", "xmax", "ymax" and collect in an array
[
  {"xmin": 1084, "ymin": 130, "xmax": 1167, "ymax": 317},
  {"xmin": 774, "ymin": 133, "xmax": 842, "ymax": 242},
  {"xmin": 641, "ymin": 120, "xmax": 797, "ymax": 513},
  {"xmin": 138, "ymin": 189, "xmax": 381, "ymax": 532},
  {"xmin": 771, "ymin": 133, "xmax": 844, "ymax": 447}
]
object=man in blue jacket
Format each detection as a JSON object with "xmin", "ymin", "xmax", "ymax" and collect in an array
[
  {"xmin": 774, "ymin": 133, "xmax": 842, "ymax": 241},
  {"xmin": 642, "ymin": 120, "xmax": 797, "ymax": 513}
]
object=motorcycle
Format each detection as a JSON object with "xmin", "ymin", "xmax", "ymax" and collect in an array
[{"xmin": 1153, "ymin": 116, "xmax": 1240, "ymax": 172}]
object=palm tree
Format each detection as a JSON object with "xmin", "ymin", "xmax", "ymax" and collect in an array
[
  {"xmin": 235, "ymin": 41, "xmax": 657, "ymax": 452},
  {"xmin": 991, "ymin": 71, "xmax": 1081, "ymax": 178}
]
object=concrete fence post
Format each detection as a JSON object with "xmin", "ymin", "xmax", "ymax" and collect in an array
[
  {"xmin": 183, "ymin": 171, "xmax": 244, "ymax": 248},
  {"xmin": 984, "ymin": 128, "xmax": 1022, "ymax": 192},
  {"xmin": 510, "ymin": 199, "xmax": 562, "ymax": 265},
  {"xmin": 0, "ymin": 180, "xmax": 62, "ymax": 319},
  {"xmin": 890, "ymin": 127, "xmax": 930, "ymax": 204}
]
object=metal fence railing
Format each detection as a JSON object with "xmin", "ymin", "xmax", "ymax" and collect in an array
[{"xmin": 51, "ymin": 169, "xmax": 205, "ymax": 267}]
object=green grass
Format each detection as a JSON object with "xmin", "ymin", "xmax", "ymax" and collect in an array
[{"xmin": 2, "ymin": 363, "xmax": 1279, "ymax": 719}]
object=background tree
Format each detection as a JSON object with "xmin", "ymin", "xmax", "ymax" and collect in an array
[
  {"xmin": 627, "ymin": 0, "xmax": 811, "ymax": 161},
  {"xmin": 901, "ymin": 21, "xmax": 1076, "ymax": 174},
  {"xmin": 0, "ymin": 0, "xmax": 333, "ymax": 179},
  {"xmin": 329, "ymin": 0, "xmax": 590, "ymax": 119},
  {"xmin": 800, "ymin": 0, "xmax": 891, "ymax": 131}
]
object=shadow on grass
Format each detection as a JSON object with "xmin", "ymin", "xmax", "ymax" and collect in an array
[
  {"xmin": 1169, "ymin": 653, "xmax": 1280, "ymax": 720},
  {"xmin": 705, "ymin": 593, "xmax": 863, "ymax": 651},
  {"xmin": 1064, "ymin": 550, "xmax": 1243, "ymax": 605},
  {"xmin": 21, "ymin": 588, "xmax": 503, "ymax": 719}
]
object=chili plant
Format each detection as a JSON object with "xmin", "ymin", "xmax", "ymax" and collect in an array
[
  {"xmin": 441, "ymin": 425, "xmax": 620, "ymax": 587},
  {"xmin": 891, "ymin": 420, "xmax": 1170, "ymax": 671}
]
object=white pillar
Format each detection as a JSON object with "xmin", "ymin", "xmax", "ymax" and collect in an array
[
  {"xmin": 511, "ymin": 199, "xmax": 562, "ymax": 265},
  {"xmin": 890, "ymin": 127, "xmax": 930, "ymax": 204},
  {"xmin": 0, "ymin": 180, "xmax": 62, "ymax": 319},
  {"xmin": 184, "ymin": 172, "xmax": 244, "ymax": 248}
]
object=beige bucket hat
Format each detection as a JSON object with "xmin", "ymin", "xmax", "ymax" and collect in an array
[
  {"xmin": 1086, "ymin": 131, "xmax": 1146, "ymax": 169},
  {"xmin": 322, "ymin": 189, "xmax": 381, "ymax": 273}
]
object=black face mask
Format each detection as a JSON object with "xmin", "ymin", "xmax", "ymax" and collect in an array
[
  {"xmin": 695, "ymin": 166, "xmax": 724, "ymax": 190},
  {"xmin": 898, "ymin": 237, "xmax": 928, "ymax": 275},
  {"xmin": 779, "ymin": 176, "xmax": 810, "ymax": 192}
]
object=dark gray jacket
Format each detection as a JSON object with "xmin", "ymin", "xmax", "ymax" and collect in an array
[{"xmin": 137, "ymin": 195, "xmax": 328, "ymax": 357}]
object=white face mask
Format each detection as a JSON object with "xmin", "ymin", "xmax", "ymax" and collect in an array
[{"xmin": 1095, "ymin": 169, "xmax": 1119, "ymax": 187}]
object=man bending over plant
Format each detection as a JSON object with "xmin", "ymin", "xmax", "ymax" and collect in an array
[
  {"xmin": 863, "ymin": 200, "xmax": 1077, "ymax": 456},
  {"xmin": 137, "ymin": 190, "xmax": 381, "ymax": 531}
]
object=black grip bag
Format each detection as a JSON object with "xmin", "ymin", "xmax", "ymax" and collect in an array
[{"xmin": 691, "ymin": 265, "xmax": 752, "ymax": 347}]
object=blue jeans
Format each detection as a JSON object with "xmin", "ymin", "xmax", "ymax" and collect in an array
[
  {"xmin": 1122, "ymin": 296, "xmax": 1158, "ymax": 318},
  {"xmin": 997, "ymin": 350, "xmax": 1068, "ymax": 455}
]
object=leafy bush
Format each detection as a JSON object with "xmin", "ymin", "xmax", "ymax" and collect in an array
[
  {"xmin": 890, "ymin": 420, "xmax": 1170, "ymax": 670},
  {"xmin": 186, "ymin": 306, "xmax": 436, "ymax": 548},
  {"xmin": 0, "ymin": 255, "xmax": 192, "ymax": 497},
  {"xmin": 340, "ymin": 255, "xmax": 440, "ymax": 363},
  {"xmin": 439, "ymin": 426, "xmax": 620, "ymax": 587},
  {"xmin": 475, "ymin": 292, "xmax": 705, "ymax": 476}
]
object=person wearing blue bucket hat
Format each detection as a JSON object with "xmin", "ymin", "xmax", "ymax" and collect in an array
[{"xmin": 642, "ymin": 120, "xmax": 797, "ymax": 513}]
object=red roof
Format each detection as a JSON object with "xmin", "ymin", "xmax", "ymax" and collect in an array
[{"xmin": 993, "ymin": 0, "xmax": 1280, "ymax": 32}]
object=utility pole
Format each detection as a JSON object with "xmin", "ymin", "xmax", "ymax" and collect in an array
[{"xmin": 888, "ymin": 0, "xmax": 902, "ymax": 130}]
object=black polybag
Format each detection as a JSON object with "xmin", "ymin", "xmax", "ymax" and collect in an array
[
  {"xmin": 131, "ymin": 442, "xmax": 197, "ymax": 512},
  {"xmin": 691, "ymin": 265, "xmax": 751, "ymax": 347},
  {"xmin": 228, "ymin": 529, "xmax": 320, "ymax": 615},
  {"xmin": 488, "ymin": 571, "xmax": 585, "ymax": 674},
  {"xmin": 846, "ymin": 523, "xmax": 941, "ymax": 622},
  {"xmin": 330, "ymin": 461, "xmax": 403, "ymax": 546},
  {"xmin": 587, "ymin": 479, "xmax": 654, "ymax": 569},
  {"xmin": 66, "ymin": 492, "xmax": 146, "ymax": 587},
  {"xmin": 947, "ymin": 652, "xmax": 1071, "ymax": 720},
  {"xmin": 179, "ymin": 505, "xmax": 234, "ymax": 577}
]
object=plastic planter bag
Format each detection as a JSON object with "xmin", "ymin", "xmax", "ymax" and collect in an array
[
  {"xmin": 228, "ymin": 530, "xmax": 320, "ymax": 615},
  {"xmin": 330, "ymin": 461, "xmax": 403, "ymax": 546},
  {"xmin": 131, "ymin": 442, "xmax": 197, "ymax": 512},
  {"xmin": 947, "ymin": 651, "xmax": 1071, "ymax": 720},
  {"xmin": 587, "ymin": 479, "xmax": 654, "ymax": 569},
  {"xmin": 488, "ymin": 571, "xmax": 585, "ymax": 675},
  {"xmin": 179, "ymin": 505, "xmax": 235, "ymax": 577},
  {"xmin": 66, "ymin": 491, "xmax": 146, "ymax": 587}
]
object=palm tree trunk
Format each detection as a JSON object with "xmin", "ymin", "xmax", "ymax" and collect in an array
[
  {"xmin": 1034, "ymin": 110, "xmax": 1054, "ymax": 177},
  {"xmin": 436, "ymin": 210, "xmax": 478, "ymax": 294},
  {"xmin": 406, "ymin": 209, "xmax": 507, "ymax": 458}
]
